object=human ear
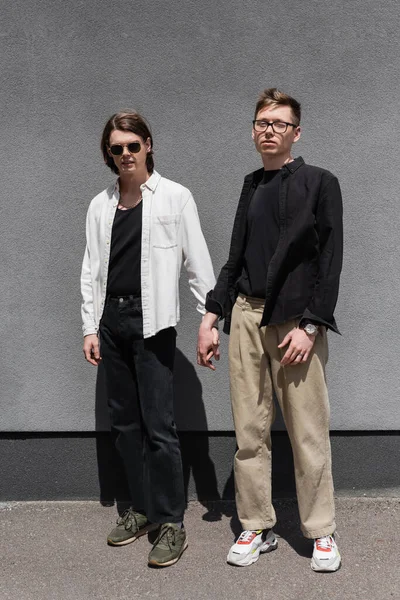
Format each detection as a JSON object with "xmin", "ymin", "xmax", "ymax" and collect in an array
[{"xmin": 293, "ymin": 126, "xmax": 301, "ymax": 143}]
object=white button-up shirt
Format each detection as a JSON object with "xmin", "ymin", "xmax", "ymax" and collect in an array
[{"xmin": 81, "ymin": 170, "xmax": 216, "ymax": 338}]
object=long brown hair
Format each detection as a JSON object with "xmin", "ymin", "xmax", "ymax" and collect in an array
[{"xmin": 101, "ymin": 111, "xmax": 154, "ymax": 175}]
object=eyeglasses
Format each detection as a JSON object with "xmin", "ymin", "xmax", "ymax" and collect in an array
[
  {"xmin": 109, "ymin": 142, "xmax": 142, "ymax": 156},
  {"xmin": 252, "ymin": 120, "xmax": 297, "ymax": 134}
]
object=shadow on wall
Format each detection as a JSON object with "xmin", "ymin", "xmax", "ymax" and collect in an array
[
  {"xmin": 94, "ymin": 363, "xmax": 130, "ymax": 510},
  {"xmin": 174, "ymin": 349, "xmax": 225, "ymax": 521},
  {"xmin": 94, "ymin": 348, "xmax": 227, "ymax": 519}
]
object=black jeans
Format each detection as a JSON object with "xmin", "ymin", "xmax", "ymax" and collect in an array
[{"xmin": 99, "ymin": 296, "xmax": 185, "ymax": 523}]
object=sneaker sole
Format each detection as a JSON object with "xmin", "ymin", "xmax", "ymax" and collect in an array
[
  {"xmin": 107, "ymin": 523, "xmax": 159, "ymax": 547},
  {"xmin": 148, "ymin": 539, "xmax": 188, "ymax": 567},
  {"xmin": 227, "ymin": 538, "xmax": 278, "ymax": 567},
  {"xmin": 311, "ymin": 554, "xmax": 341, "ymax": 573}
]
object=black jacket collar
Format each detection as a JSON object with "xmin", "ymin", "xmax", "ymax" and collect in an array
[{"xmin": 248, "ymin": 156, "xmax": 305, "ymax": 185}]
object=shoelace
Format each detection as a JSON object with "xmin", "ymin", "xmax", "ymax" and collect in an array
[
  {"xmin": 316, "ymin": 535, "xmax": 334, "ymax": 550},
  {"xmin": 116, "ymin": 508, "xmax": 140, "ymax": 531},
  {"xmin": 237, "ymin": 530, "xmax": 259, "ymax": 543},
  {"xmin": 153, "ymin": 525, "xmax": 176, "ymax": 551}
]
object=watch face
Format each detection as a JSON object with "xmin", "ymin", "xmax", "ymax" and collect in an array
[{"xmin": 305, "ymin": 324, "xmax": 318, "ymax": 335}]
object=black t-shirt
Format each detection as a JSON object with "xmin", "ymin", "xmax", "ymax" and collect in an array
[
  {"xmin": 106, "ymin": 203, "xmax": 142, "ymax": 296},
  {"xmin": 237, "ymin": 169, "xmax": 281, "ymax": 299}
]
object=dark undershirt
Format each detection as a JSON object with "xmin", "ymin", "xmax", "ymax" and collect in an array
[
  {"xmin": 237, "ymin": 169, "xmax": 281, "ymax": 299},
  {"xmin": 106, "ymin": 203, "xmax": 142, "ymax": 297}
]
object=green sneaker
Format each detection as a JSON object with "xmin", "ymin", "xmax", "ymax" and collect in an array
[
  {"xmin": 148, "ymin": 523, "xmax": 188, "ymax": 567},
  {"xmin": 107, "ymin": 508, "xmax": 158, "ymax": 546}
]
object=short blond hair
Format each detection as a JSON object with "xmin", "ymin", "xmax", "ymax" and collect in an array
[{"xmin": 254, "ymin": 88, "xmax": 301, "ymax": 125}]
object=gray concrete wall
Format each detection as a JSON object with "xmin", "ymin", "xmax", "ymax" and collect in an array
[
  {"xmin": 1, "ymin": 0, "xmax": 400, "ymax": 431},
  {"xmin": 1, "ymin": 433, "xmax": 399, "ymax": 501}
]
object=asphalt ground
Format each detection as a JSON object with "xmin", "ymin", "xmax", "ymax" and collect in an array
[{"xmin": 0, "ymin": 498, "xmax": 398, "ymax": 600}]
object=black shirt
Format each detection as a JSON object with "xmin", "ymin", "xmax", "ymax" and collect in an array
[
  {"xmin": 237, "ymin": 169, "xmax": 281, "ymax": 298},
  {"xmin": 106, "ymin": 203, "xmax": 142, "ymax": 296},
  {"xmin": 205, "ymin": 157, "xmax": 343, "ymax": 333}
]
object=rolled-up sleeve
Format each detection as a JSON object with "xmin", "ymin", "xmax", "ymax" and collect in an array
[
  {"xmin": 80, "ymin": 210, "xmax": 97, "ymax": 337},
  {"xmin": 181, "ymin": 193, "xmax": 216, "ymax": 314}
]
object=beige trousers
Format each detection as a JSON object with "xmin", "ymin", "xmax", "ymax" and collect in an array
[{"xmin": 229, "ymin": 295, "xmax": 336, "ymax": 538}]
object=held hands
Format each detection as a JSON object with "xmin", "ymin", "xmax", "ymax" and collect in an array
[
  {"xmin": 197, "ymin": 313, "xmax": 220, "ymax": 371},
  {"xmin": 83, "ymin": 334, "xmax": 101, "ymax": 366},
  {"xmin": 278, "ymin": 327, "xmax": 316, "ymax": 366}
]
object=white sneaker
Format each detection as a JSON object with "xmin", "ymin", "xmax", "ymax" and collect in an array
[
  {"xmin": 311, "ymin": 535, "xmax": 341, "ymax": 572},
  {"xmin": 227, "ymin": 529, "xmax": 277, "ymax": 566}
]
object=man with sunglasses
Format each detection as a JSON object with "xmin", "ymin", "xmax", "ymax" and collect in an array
[
  {"xmin": 81, "ymin": 111, "xmax": 215, "ymax": 567},
  {"xmin": 197, "ymin": 89, "xmax": 343, "ymax": 572}
]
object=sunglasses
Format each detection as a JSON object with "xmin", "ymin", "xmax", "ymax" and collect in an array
[{"xmin": 109, "ymin": 142, "xmax": 142, "ymax": 156}]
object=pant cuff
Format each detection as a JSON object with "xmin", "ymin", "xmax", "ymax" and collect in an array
[
  {"xmin": 240, "ymin": 519, "xmax": 276, "ymax": 531},
  {"xmin": 301, "ymin": 522, "xmax": 336, "ymax": 539},
  {"xmin": 154, "ymin": 517, "xmax": 185, "ymax": 524}
]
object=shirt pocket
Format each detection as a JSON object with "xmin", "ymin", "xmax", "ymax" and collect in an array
[{"xmin": 152, "ymin": 214, "xmax": 181, "ymax": 249}]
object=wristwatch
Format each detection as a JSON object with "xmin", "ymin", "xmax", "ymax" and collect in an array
[{"xmin": 302, "ymin": 322, "xmax": 319, "ymax": 336}]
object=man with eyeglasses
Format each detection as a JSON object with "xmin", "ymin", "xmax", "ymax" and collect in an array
[
  {"xmin": 81, "ymin": 111, "xmax": 215, "ymax": 567},
  {"xmin": 197, "ymin": 88, "xmax": 343, "ymax": 572}
]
